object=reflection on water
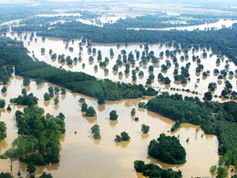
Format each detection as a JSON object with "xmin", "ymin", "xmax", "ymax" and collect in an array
[{"xmin": 0, "ymin": 76, "xmax": 218, "ymax": 178}]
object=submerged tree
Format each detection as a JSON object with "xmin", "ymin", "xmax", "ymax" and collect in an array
[
  {"xmin": 0, "ymin": 121, "xmax": 7, "ymax": 141},
  {"xmin": 141, "ymin": 124, "xmax": 150, "ymax": 134},
  {"xmin": 91, "ymin": 124, "xmax": 101, "ymax": 139},
  {"xmin": 109, "ymin": 110, "xmax": 118, "ymax": 120}
]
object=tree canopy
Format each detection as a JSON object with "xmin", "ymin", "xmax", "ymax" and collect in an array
[
  {"xmin": 148, "ymin": 134, "xmax": 186, "ymax": 164},
  {"xmin": 5, "ymin": 107, "xmax": 65, "ymax": 165}
]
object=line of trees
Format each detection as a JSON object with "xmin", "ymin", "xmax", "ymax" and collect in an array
[
  {"xmin": 36, "ymin": 21, "xmax": 237, "ymax": 65},
  {"xmin": 0, "ymin": 38, "xmax": 157, "ymax": 101}
]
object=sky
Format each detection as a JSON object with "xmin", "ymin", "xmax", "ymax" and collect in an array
[{"xmin": 0, "ymin": 0, "xmax": 237, "ymax": 5}]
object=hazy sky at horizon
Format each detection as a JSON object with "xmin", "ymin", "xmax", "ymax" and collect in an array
[{"xmin": 0, "ymin": 0, "xmax": 237, "ymax": 5}]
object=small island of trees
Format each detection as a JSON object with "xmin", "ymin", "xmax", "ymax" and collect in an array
[
  {"xmin": 148, "ymin": 133, "xmax": 186, "ymax": 164},
  {"xmin": 115, "ymin": 132, "xmax": 130, "ymax": 142}
]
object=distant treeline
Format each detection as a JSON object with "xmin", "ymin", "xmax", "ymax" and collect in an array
[
  {"xmin": 106, "ymin": 14, "xmax": 219, "ymax": 28},
  {"xmin": 34, "ymin": 21, "xmax": 237, "ymax": 64},
  {"xmin": 0, "ymin": 38, "xmax": 157, "ymax": 101}
]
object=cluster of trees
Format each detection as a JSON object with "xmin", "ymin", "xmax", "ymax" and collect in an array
[
  {"xmin": 141, "ymin": 124, "xmax": 150, "ymax": 134},
  {"xmin": 148, "ymin": 134, "xmax": 186, "ymax": 164},
  {"xmin": 44, "ymin": 87, "xmax": 65, "ymax": 101},
  {"xmin": 80, "ymin": 102, "xmax": 96, "ymax": 117},
  {"xmin": 4, "ymin": 106, "xmax": 65, "ymax": 166},
  {"xmin": 0, "ymin": 66, "xmax": 13, "ymax": 84},
  {"xmin": 209, "ymin": 165, "xmax": 229, "ymax": 178},
  {"xmin": 114, "ymin": 132, "xmax": 130, "ymax": 142},
  {"xmin": 91, "ymin": 124, "xmax": 101, "ymax": 139},
  {"xmin": 134, "ymin": 160, "xmax": 182, "ymax": 178},
  {"xmin": 109, "ymin": 110, "xmax": 118, "ymax": 120},
  {"xmin": 146, "ymin": 93, "xmax": 237, "ymax": 167},
  {"xmin": 158, "ymin": 73, "xmax": 171, "ymax": 85},
  {"xmin": 0, "ymin": 121, "xmax": 7, "ymax": 141},
  {"xmin": 10, "ymin": 93, "xmax": 38, "ymax": 106},
  {"xmin": 146, "ymin": 93, "xmax": 215, "ymax": 133},
  {"xmin": 37, "ymin": 22, "xmax": 237, "ymax": 65},
  {"xmin": 0, "ymin": 38, "xmax": 157, "ymax": 102},
  {"xmin": 221, "ymin": 81, "xmax": 235, "ymax": 99},
  {"xmin": 0, "ymin": 172, "xmax": 13, "ymax": 178}
]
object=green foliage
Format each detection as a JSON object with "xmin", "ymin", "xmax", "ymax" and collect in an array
[
  {"xmin": 91, "ymin": 124, "xmax": 101, "ymax": 139},
  {"xmin": 97, "ymin": 95, "xmax": 105, "ymax": 105},
  {"xmin": 39, "ymin": 172, "xmax": 53, "ymax": 178},
  {"xmin": 37, "ymin": 21, "xmax": 237, "ymax": 65},
  {"xmin": 11, "ymin": 93, "xmax": 38, "ymax": 106},
  {"xmin": 203, "ymin": 91, "xmax": 213, "ymax": 101},
  {"xmin": 171, "ymin": 121, "xmax": 181, "ymax": 132},
  {"xmin": 85, "ymin": 106, "xmax": 96, "ymax": 117},
  {"xmin": 217, "ymin": 120, "xmax": 237, "ymax": 164},
  {"xmin": 131, "ymin": 108, "xmax": 136, "ymax": 116},
  {"xmin": 138, "ymin": 102, "xmax": 146, "ymax": 108},
  {"xmin": 23, "ymin": 78, "xmax": 30, "ymax": 86},
  {"xmin": 109, "ymin": 14, "xmax": 221, "ymax": 29},
  {"xmin": 1, "ymin": 86, "xmax": 7, "ymax": 93},
  {"xmin": 141, "ymin": 124, "xmax": 150, "ymax": 134},
  {"xmin": 61, "ymin": 88, "xmax": 66, "ymax": 95},
  {"xmin": 81, "ymin": 102, "xmax": 88, "ymax": 112},
  {"xmin": 216, "ymin": 167, "xmax": 228, "ymax": 178},
  {"xmin": 0, "ymin": 99, "xmax": 5, "ymax": 108},
  {"xmin": 210, "ymin": 165, "xmax": 217, "ymax": 176},
  {"xmin": 146, "ymin": 93, "xmax": 237, "ymax": 167},
  {"xmin": 109, "ymin": 110, "xmax": 118, "ymax": 120},
  {"xmin": 53, "ymin": 97, "xmax": 59, "ymax": 105},
  {"xmin": 0, "ymin": 66, "xmax": 13, "ymax": 84},
  {"xmin": 146, "ymin": 93, "xmax": 216, "ymax": 134},
  {"xmin": 5, "ymin": 107, "xmax": 65, "ymax": 165},
  {"xmin": 26, "ymin": 163, "xmax": 36, "ymax": 174},
  {"xmin": 134, "ymin": 160, "xmax": 182, "ymax": 178},
  {"xmin": 43, "ymin": 93, "xmax": 51, "ymax": 101},
  {"xmin": 0, "ymin": 38, "xmax": 156, "ymax": 100},
  {"xmin": 148, "ymin": 134, "xmax": 186, "ymax": 164},
  {"xmin": 0, "ymin": 172, "xmax": 13, "ymax": 178},
  {"xmin": 115, "ymin": 132, "xmax": 130, "ymax": 142},
  {"xmin": 0, "ymin": 121, "xmax": 7, "ymax": 141}
]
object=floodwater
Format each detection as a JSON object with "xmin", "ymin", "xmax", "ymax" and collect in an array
[
  {"xmin": 0, "ymin": 15, "xmax": 235, "ymax": 178},
  {"xmin": 128, "ymin": 19, "xmax": 237, "ymax": 31},
  {"xmin": 5, "ymin": 29, "xmax": 237, "ymax": 101},
  {"xmin": 0, "ymin": 76, "xmax": 219, "ymax": 178}
]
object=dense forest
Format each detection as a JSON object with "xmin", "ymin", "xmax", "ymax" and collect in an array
[
  {"xmin": 4, "ymin": 106, "xmax": 65, "ymax": 165},
  {"xmin": 0, "ymin": 38, "xmax": 157, "ymax": 101},
  {"xmin": 146, "ymin": 93, "xmax": 237, "ymax": 167},
  {"xmin": 35, "ymin": 21, "xmax": 237, "ymax": 64}
]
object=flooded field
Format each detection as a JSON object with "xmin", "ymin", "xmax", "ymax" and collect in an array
[
  {"xmin": 0, "ymin": 10, "xmax": 237, "ymax": 177},
  {"xmin": 5, "ymin": 28, "xmax": 237, "ymax": 101},
  {"xmin": 128, "ymin": 19, "xmax": 237, "ymax": 31},
  {"xmin": 0, "ymin": 76, "xmax": 219, "ymax": 178}
]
